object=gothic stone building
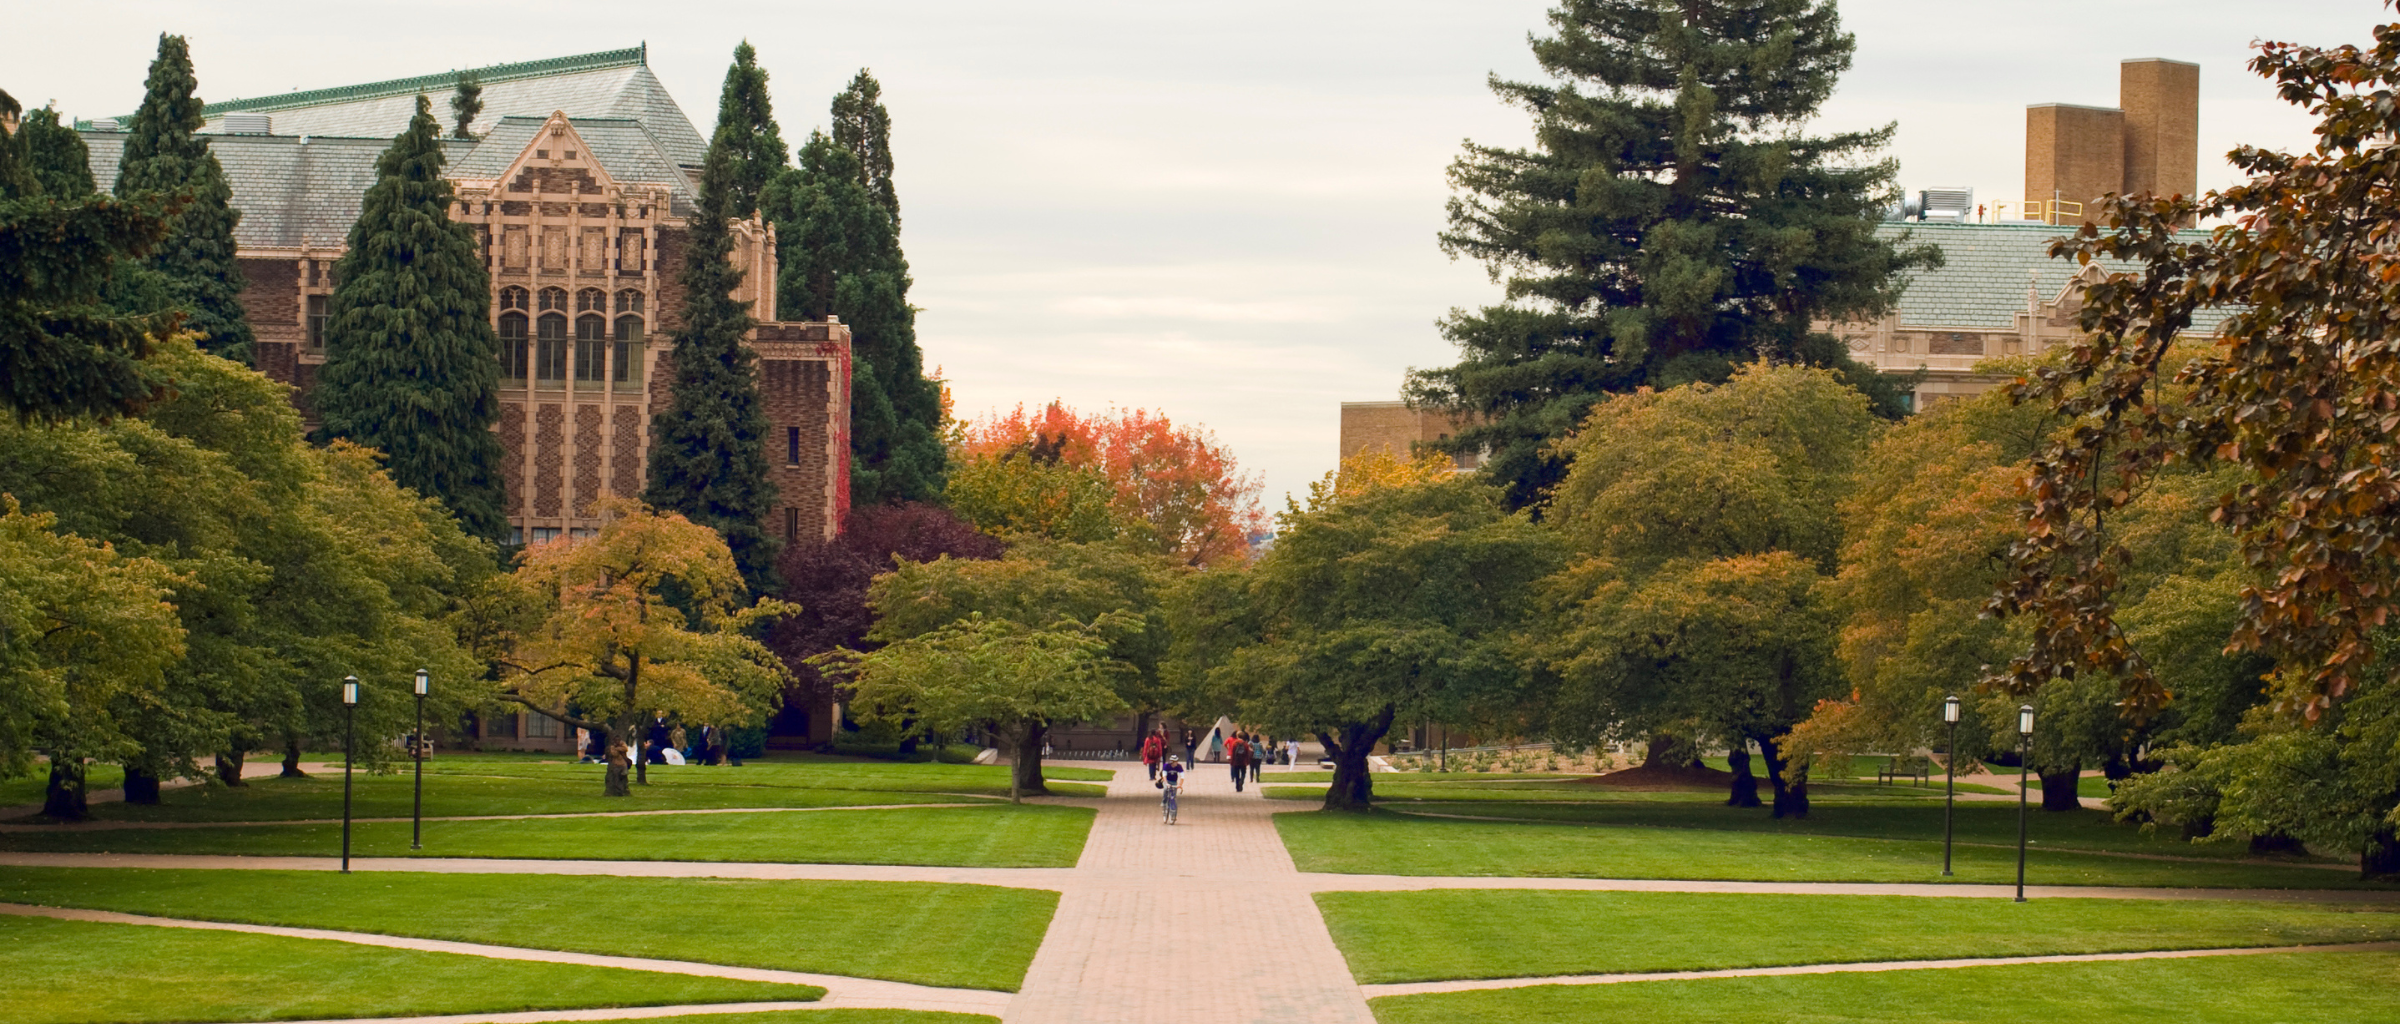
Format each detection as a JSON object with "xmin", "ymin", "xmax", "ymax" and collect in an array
[{"xmin": 79, "ymin": 46, "xmax": 849, "ymax": 749}]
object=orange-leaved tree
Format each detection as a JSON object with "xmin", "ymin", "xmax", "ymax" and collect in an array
[
  {"xmin": 958, "ymin": 402, "xmax": 1265, "ymax": 566},
  {"xmin": 495, "ymin": 497, "xmax": 793, "ymax": 794}
]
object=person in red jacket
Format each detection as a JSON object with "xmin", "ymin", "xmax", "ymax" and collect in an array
[
  {"xmin": 1142, "ymin": 730, "xmax": 1165, "ymax": 781},
  {"xmin": 1227, "ymin": 733, "xmax": 1252, "ymax": 792}
]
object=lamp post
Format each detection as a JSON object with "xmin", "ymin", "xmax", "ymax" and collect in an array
[
  {"xmin": 1942, "ymin": 695, "xmax": 1961, "ymax": 877},
  {"xmin": 341, "ymin": 675, "xmax": 359, "ymax": 874},
  {"xmin": 2015, "ymin": 703, "xmax": 2035, "ymax": 903},
  {"xmin": 411, "ymin": 668, "xmax": 428, "ymax": 850}
]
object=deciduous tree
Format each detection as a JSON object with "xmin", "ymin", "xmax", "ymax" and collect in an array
[{"xmin": 960, "ymin": 402, "xmax": 1267, "ymax": 565}]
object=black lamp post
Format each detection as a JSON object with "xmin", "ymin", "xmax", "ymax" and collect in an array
[
  {"xmin": 1942, "ymin": 695, "xmax": 1961, "ymax": 877},
  {"xmin": 411, "ymin": 668, "xmax": 428, "ymax": 850},
  {"xmin": 2015, "ymin": 703, "xmax": 2035, "ymax": 903},
  {"xmin": 341, "ymin": 675, "xmax": 359, "ymax": 874}
]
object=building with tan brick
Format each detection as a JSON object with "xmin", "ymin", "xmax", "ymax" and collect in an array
[{"xmin": 78, "ymin": 46, "xmax": 851, "ymax": 750}]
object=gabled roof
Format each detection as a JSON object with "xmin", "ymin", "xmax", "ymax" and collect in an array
[
  {"xmin": 1876, "ymin": 222, "xmax": 2232, "ymax": 334},
  {"xmin": 452, "ymin": 115, "xmax": 699, "ymax": 215},
  {"xmin": 87, "ymin": 46, "xmax": 708, "ymax": 172}
]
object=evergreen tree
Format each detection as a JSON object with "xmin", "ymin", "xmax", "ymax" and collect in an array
[
  {"xmin": 309, "ymin": 95, "xmax": 508, "ymax": 543},
  {"xmin": 712, "ymin": 41, "xmax": 787, "ymax": 218},
  {"xmin": 1407, "ymin": 0, "xmax": 1937, "ymax": 510},
  {"xmin": 449, "ymin": 71, "xmax": 484, "ymax": 140},
  {"xmin": 22, "ymin": 105, "xmax": 96, "ymax": 198},
  {"xmin": 0, "ymin": 88, "xmax": 173, "ymax": 422},
  {"xmin": 830, "ymin": 69, "xmax": 898, "ymax": 232},
  {"xmin": 763, "ymin": 133, "xmax": 946, "ymax": 506},
  {"xmin": 645, "ymin": 70, "xmax": 781, "ymax": 594},
  {"xmin": 111, "ymin": 34, "xmax": 254, "ymax": 362}
]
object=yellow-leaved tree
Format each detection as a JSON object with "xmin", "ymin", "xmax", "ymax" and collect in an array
[{"xmin": 495, "ymin": 497, "xmax": 793, "ymax": 794}]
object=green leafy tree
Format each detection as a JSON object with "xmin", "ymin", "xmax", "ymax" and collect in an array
[
  {"xmin": 310, "ymin": 95, "xmax": 509, "ymax": 544},
  {"xmin": 449, "ymin": 71, "xmax": 483, "ymax": 140},
  {"xmin": 1407, "ymin": 0, "xmax": 1936, "ymax": 509},
  {"xmin": 646, "ymin": 51, "xmax": 782, "ymax": 593},
  {"xmin": 763, "ymin": 126, "xmax": 945, "ymax": 506},
  {"xmin": 1534, "ymin": 364, "xmax": 1873, "ymax": 817},
  {"xmin": 1182, "ymin": 468, "xmax": 1561, "ymax": 810},
  {"xmin": 0, "ymin": 89, "xmax": 173, "ymax": 423},
  {"xmin": 110, "ymin": 34, "xmax": 254, "ymax": 361},
  {"xmin": 831, "ymin": 70, "xmax": 899, "ymax": 231},
  {"xmin": 822, "ymin": 614, "xmax": 1127, "ymax": 803},
  {"xmin": 945, "ymin": 449, "xmax": 1131, "ymax": 544}
]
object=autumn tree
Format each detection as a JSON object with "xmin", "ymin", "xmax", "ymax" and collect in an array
[
  {"xmin": 1408, "ymin": 0, "xmax": 1935, "ymax": 509},
  {"xmin": 821, "ymin": 614, "xmax": 1127, "ymax": 802},
  {"xmin": 1533, "ymin": 364, "xmax": 1873, "ymax": 817},
  {"xmin": 497, "ymin": 498, "xmax": 791, "ymax": 794},
  {"xmin": 959, "ymin": 402, "xmax": 1266, "ymax": 565},
  {"xmin": 1180, "ymin": 462, "xmax": 1559, "ymax": 810}
]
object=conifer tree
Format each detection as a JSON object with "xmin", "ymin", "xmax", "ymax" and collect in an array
[
  {"xmin": 645, "ymin": 69, "xmax": 781, "ymax": 594},
  {"xmin": 713, "ymin": 42, "xmax": 787, "ymax": 218},
  {"xmin": 21, "ymin": 106, "xmax": 95, "ymax": 198},
  {"xmin": 111, "ymin": 34, "xmax": 254, "ymax": 362},
  {"xmin": 449, "ymin": 71, "xmax": 484, "ymax": 140},
  {"xmin": 1408, "ymin": 0, "xmax": 1937, "ymax": 510},
  {"xmin": 831, "ymin": 70, "xmax": 898, "ymax": 232},
  {"xmin": 309, "ymin": 95, "xmax": 508, "ymax": 544}
]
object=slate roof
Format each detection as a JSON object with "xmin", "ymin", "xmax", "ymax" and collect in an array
[
  {"xmin": 452, "ymin": 116, "xmax": 700, "ymax": 215},
  {"xmin": 1880, "ymin": 221, "xmax": 2232, "ymax": 335},
  {"xmin": 79, "ymin": 131, "xmax": 475, "ymax": 250}
]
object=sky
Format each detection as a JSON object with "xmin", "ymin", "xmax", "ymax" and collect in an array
[{"xmin": 10, "ymin": 0, "xmax": 2382, "ymax": 509}]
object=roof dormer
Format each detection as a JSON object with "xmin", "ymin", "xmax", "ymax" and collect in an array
[{"xmin": 499, "ymin": 112, "xmax": 618, "ymax": 197}]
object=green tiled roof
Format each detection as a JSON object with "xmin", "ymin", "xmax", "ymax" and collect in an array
[
  {"xmin": 1879, "ymin": 221, "xmax": 2232, "ymax": 335},
  {"xmin": 215, "ymin": 46, "xmax": 645, "ymax": 117}
]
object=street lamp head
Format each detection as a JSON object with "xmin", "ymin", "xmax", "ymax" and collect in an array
[
  {"xmin": 2018, "ymin": 704, "xmax": 2036, "ymax": 736},
  {"xmin": 414, "ymin": 668, "xmax": 429, "ymax": 696},
  {"xmin": 1943, "ymin": 695, "xmax": 1961, "ymax": 724},
  {"xmin": 342, "ymin": 675, "xmax": 360, "ymax": 706}
]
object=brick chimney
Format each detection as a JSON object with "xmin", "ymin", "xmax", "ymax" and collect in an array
[{"xmin": 2025, "ymin": 58, "xmax": 2199, "ymax": 223}]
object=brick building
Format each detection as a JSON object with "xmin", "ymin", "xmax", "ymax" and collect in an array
[{"xmin": 79, "ymin": 46, "xmax": 851, "ymax": 750}]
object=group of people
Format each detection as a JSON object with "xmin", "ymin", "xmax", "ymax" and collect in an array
[
  {"xmin": 1139, "ymin": 725, "xmax": 1305, "ymax": 822},
  {"xmin": 573, "ymin": 717, "xmax": 736, "ymax": 767}
]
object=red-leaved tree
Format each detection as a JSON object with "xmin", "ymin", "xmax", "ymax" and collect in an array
[
  {"xmin": 769, "ymin": 503, "xmax": 1005, "ymax": 721},
  {"xmin": 960, "ymin": 402, "xmax": 1266, "ymax": 566}
]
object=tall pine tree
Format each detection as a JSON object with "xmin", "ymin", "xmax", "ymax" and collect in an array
[
  {"xmin": 449, "ymin": 71, "xmax": 484, "ymax": 140},
  {"xmin": 1408, "ymin": 0, "xmax": 1936, "ymax": 510},
  {"xmin": 645, "ymin": 49, "xmax": 782, "ymax": 594},
  {"xmin": 713, "ymin": 42, "xmax": 788, "ymax": 218},
  {"xmin": 308, "ymin": 95, "xmax": 508, "ymax": 544},
  {"xmin": 21, "ymin": 105, "xmax": 96, "ymax": 198},
  {"xmin": 763, "ymin": 77, "xmax": 946, "ymax": 506},
  {"xmin": 111, "ymin": 34, "xmax": 254, "ymax": 362}
]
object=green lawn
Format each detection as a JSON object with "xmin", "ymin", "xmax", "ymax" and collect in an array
[
  {"xmin": 0, "ymin": 914, "xmax": 822, "ymax": 1024},
  {"xmin": 1266, "ymin": 790, "xmax": 2331, "ymax": 864},
  {"xmin": 1275, "ymin": 810, "xmax": 2379, "ymax": 889},
  {"xmin": 1366, "ymin": 950, "xmax": 2400, "ymax": 1024},
  {"xmin": 1320, "ymin": 889, "xmax": 2400, "ymax": 983},
  {"xmin": 0, "ymin": 765, "xmax": 125, "ymax": 807},
  {"xmin": 0, "ymin": 866, "xmax": 1055, "ymax": 991},
  {"xmin": 0, "ymin": 804, "xmax": 1096, "ymax": 868}
]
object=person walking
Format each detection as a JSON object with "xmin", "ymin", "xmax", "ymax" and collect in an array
[
  {"xmin": 1227, "ymin": 733, "xmax": 1251, "ymax": 793},
  {"xmin": 1247, "ymin": 733, "xmax": 1264, "ymax": 783},
  {"xmin": 1142, "ymin": 731, "xmax": 1164, "ymax": 780},
  {"xmin": 1286, "ymin": 737, "xmax": 1301, "ymax": 768},
  {"xmin": 1159, "ymin": 755, "xmax": 1186, "ymax": 824},
  {"xmin": 1182, "ymin": 729, "xmax": 1198, "ymax": 766}
]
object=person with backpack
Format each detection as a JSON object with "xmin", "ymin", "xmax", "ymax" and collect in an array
[
  {"xmin": 1246, "ymin": 733, "xmax": 1264, "ymax": 783},
  {"xmin": 1227, "ymin": 733, "xmax": 1252, "ymax": 793},
  {"xmin": 1142, "ymin": 730, "xmax": 1165, "ymax": 781},
  {"xmin": 1158, "ymin": 755, "xmax": 1186, "ymax": 824}
]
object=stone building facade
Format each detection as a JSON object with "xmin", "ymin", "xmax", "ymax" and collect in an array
[{"xmin": 80, "ymin": 47, "xmax": 850, "ymax": 751}]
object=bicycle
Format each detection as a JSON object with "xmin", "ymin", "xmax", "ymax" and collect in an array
[{"xmin": 1162, "ymin": 781, "xmax": 1180, "ymax": 824}]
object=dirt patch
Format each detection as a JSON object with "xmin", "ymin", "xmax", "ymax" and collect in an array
[{"xmin": 1574, "ymin": 762, "xmax": 1738, "ymax": 792}]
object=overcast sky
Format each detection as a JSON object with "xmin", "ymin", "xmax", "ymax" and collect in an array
[{"xmin": 12, "ymin": 0, "xmax": 2382, "ymax": 508}]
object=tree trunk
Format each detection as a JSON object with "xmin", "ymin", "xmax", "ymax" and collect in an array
[
  {"xmin": 636, "ymin": 737, "xmax": 649, "ymax": 785},
  {"xmin": 604, "ymin": 740, "xmax": 631, "ymax": 797},
  {"xmin": 215, "ymin": 751, "xmax": 247, "ymax": 788},
  {"xmin": 2179, "ymin": 815, "xmax": 2216, "ymax": 841},
  {"xmin": 2248, "ymin": 832, "xmax": 2306, "ymax": 856},
  {"xmin": 281, "ymin": 737, "xmax": 308, "ymax": 778},
  {"xmin": 1725, "ymin": 744, "xmax": 1761, "ymax": 808},
  {"xmin": 1319, "ymin": 706, "xmax": 1394, "ymax": 812},
  {"xmin": 1644, "ymin": 732, "xmax": 1693, "ymax": 767},
  {"xmin": 121, "ymin": 766, "xmax": 162, "ymax": 805},
  {"xmin": 1758, "ymin": 735, "xmax": 1808, "ymax": 819},
  {"xmin": 2038, "ymin": 766, "xmax": 2083, "ymax": 812},
  {"xmin": 1010, "ymin": 723, "xmax": 1051, "ymax": 803},
  {"xmin": 2362, "ymin": 828, "xmax": 2400, "ymax": 880},
  {"xmin": 43, "ymin": 759, "xmax": 88, "ymax": 820}
]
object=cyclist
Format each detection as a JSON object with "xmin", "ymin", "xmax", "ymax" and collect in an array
[{"xmin": 1159, "ymin": 755, "xmax": 1186, "ymax": 824}]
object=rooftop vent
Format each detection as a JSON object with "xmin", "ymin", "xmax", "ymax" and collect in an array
[
  {"xmin": 220, "ymin": 113, "xmax": 273, "ymax": 135},
  {"xmin": 87, "ymin": 118, "xmax": 119, "ymax": 132},
  {"xmin": 1916, "ymin": 187, "xmax": 1974, "ymax": 223}
]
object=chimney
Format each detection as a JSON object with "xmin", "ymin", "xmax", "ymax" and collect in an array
[
  {"xmin": 2025, "ymin": 104, "xmax": 2123, "ymax": 220},
  {"xmin": 2119, "ymin": 58, "xmax": 2199, "ymax": 203}
]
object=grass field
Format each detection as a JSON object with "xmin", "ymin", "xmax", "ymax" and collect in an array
[
  {"xmin": 0, "ymin": 866, "xmax": 1056, "ymax": 990},
  {"xmin": 1365, "ymin": 950, "xmax": 2400, "ymax": 1024},
  {"xmin": 1274, "ymin": 810, "xmax": 2379, "ymax": 889},
  {"xmin": 1318, "ymin": 889, "xmax": 2400, "ymax": 983},
  {"xmin": 0, "ymin": 914, "xmax": 823, "ymax": 1024},
  {"xmin": 0, "ymin": 804, "xmax": 1097, "ymax": 868}
]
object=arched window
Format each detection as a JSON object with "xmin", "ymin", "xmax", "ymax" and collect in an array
[
  {"xmin": 536, "ymin": 314, "xmax": 567, "ymax": 381},
  {"xmin": 498, "ymin": 286, "xmax": 529, "ymax": 311},
  {"xmin": 576, "ymin": 288, "xmax": 607, "ymax": 313},
  {"xmin": 612, "ymin": 315, "xmax": 644, "ymax": 386},
  {"xmin": 537, "ymin": 287, "xmax": 568, "ymax": 312},
  {"xmin": 614, "ymin": 289, "xmax": 645, "ymax": 315},
  {"xmin": 498, "ymin": 313, "xmax": 529, "ymax": 380},
  {"xmin": 575, "ymin": 315, "xmax": 607, "ymax": 382}
]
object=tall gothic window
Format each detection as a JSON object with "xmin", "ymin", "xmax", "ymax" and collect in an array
[
  {"xmin": 575, "ymin": 315, "xmax": 607, "ymax": 382},
  {"xmin": 612, "ymin": 315, "xmax": 644, "ymax": 386},
  {"xmin": 536, "ymin": 314, "xmax": 567, "ymax": 381},
  {"xmin": 498, "ymin": 313, "xmax": 529, "ymax": 380}
]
